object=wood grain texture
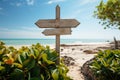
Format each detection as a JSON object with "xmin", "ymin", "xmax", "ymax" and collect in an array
[
  {"xmin": 35, "ymin": 19, "xmax": 80, "ymax": 28},
  {"xmin": 42, "ymin": 28, "xmax": 71, "ymax": 36}
]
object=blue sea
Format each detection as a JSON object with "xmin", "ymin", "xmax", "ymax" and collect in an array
[{"xmin": 0, "ymin": 38, "xmax": 112, "ymax": 45}]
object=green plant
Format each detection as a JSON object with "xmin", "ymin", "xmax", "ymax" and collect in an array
[
  {"xmin": 90, "ymin": 50, "xmax": 120, "ymax": 80},
  {"xmin": 0, "ymin": 41, "xmax": 71, "ymax": 80},
  {"xmin": 94, "ymin": 0, "xmax": 120, "ymax": 29}
]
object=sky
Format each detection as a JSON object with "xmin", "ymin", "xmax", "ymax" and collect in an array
[{"xmin": 0, "ymin": 0, "xmax": 120, "ymax": 39}]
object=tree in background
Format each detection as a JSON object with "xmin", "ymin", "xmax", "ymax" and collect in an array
[{"xmin": 94, "ymin": 0, "xmax": 120, "ymax": 29}]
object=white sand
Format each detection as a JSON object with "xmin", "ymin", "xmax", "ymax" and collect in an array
[
  {"xmin": 60, "ymin": 42, "xmax": 110, "ymax": 80},
  {"xmin": 6, "ymin": 42, "xmax": 111, "ymax": 80}
]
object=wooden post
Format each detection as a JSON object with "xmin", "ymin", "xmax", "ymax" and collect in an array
[
  {"xmin": 56, "ymin": 35, "xmax": 60, "ymax": 64},
  {"xmin": 56, "ymin": 5, "xmax": 60, "ymax": 20},
  {"xmin": 56, "ymin": 5, "xmax": 60, "ymax": 65},
  {"xmin": 114, "ymin": 37, "xmax": 118, "ymax": 49}
]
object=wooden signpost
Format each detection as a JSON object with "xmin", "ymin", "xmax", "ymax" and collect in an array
[{"xmin": 35, "ymin": 5, "xmax": 80, "ymax": 65}]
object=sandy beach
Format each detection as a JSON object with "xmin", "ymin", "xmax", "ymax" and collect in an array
[
  {"xmin": 60, "ymin": 42, "xmax": 111, "ymax": 80},
  {"xmin": 7, "ymin": 42, "xmax": 111, "ymax": 80}
]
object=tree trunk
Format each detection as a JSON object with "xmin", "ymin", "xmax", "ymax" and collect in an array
[{"xmin": 114, "ymin": 37, "xmax": 118, "ymax": 49}]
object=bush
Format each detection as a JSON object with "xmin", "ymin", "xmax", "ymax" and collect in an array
[
  {"xmin": 0, "ymin": 41, "xmax": 71, "ymax": 80},
  {"xmin": 90, "ymin": 50, "xmax": 120, "ymax": 80}
]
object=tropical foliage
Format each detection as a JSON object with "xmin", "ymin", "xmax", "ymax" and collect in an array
[
  {"xmin": 90, "ymin": 50, "xmax": 120, "ymax": 80},
  {"xmin": 94, "ymin": 0, "xmax": 120, "ymax": 29},
  {"xmin": 0, "ymin": 41, "xmax": 71, "ymax": 80}
]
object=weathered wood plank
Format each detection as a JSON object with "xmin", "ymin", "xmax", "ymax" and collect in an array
[
  {"xmin": 35, "ymin": 19, "xmax": 80, "ymax": 28},
  {"xmin": 42, "ymin": 28, "xmax": 71, "ymax": 36}
]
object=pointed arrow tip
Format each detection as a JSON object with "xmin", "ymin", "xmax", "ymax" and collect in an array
[{"xmin": 75, "ymin": 19, "xmax": 80, "ymax": 26}]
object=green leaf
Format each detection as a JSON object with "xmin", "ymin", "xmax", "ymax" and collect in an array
[
  {"xmin": 13, "ymin": 63, "xmax": 23, "ymax": 69},
  {"xmin": 34, "ymin": 49, "xmax": 39, "ymax": 57},
  {"xmin": 41, "ymin": 74, "xmax": 44, "ymax": 80},
  {"xmin": 52, "ymin": 69, "xmax": 59, "ymax": 80},
  {"xmin": 0, "ymin": 66, "xmax": 5, "ymax": 71},
  {"xmin": 41, "ymin": 53, "xmax": 55, "ymax": 65},
  {"xmin": 30, "ymin": 64, "xmax": 41, "ymax": 77},
  {"xmin": 10, "ymin": 69, "xmax": 24, "ymax": 80},
  {"xmin": 23, "ymin": 58, "xmax": 35, "ymax": 70},
  {"xmin": 17, "ymin": 55, "xmax": 23, "ymax": 64},
  {"xmin": 30, "ymin": 77, "xmax": 40, "ymax": 80},
  {"xmin": 44, "ymin": 46, "xmax": 58, "ymax": 61}
]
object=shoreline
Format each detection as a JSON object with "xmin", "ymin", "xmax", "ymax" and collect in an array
[
  {"xmin": 1, "ymin": 38, "xmax": 112, "ymax": 46},
  {"xmin": 6, "ymin": 41, "xmax": 111, "ymax": 48}
]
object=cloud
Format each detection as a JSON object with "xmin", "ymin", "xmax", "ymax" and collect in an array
[
  {"xmin": 0, "ymin": 30, "xmax": 42, "ymax": 38},
  {"xmin": 21, "ymin": 26, "xmax": 41, "ymax": 31},
  {"xmin": 0, "ymin": 7, "xmax": 3, "ymax": 10},
  {"xmin": 0, "ymin": 27, "xmax": 43, "ymax": 38},
  {"xmin": 0, "ymin": 28, "xmax": 9, "ymax": 31},
  {"xmin": 10, "ymin": 0, "xmax": 35, "ymax": 7},
  {"xmin": 0, "ymin": 26, "xmax": 42, "ymax": 32},
  {"xmin": 26, "ymin": 0, "xmax": 35, "ymax": 5},
  {"xmin": 80, "ymin": 0, "xmax": 97, "ymax": 5},
  {"xmin": 0, "ymin": 7, "xmax": 5, "ymax": 15},
  {"xmin": 10, "ymin": 2, "xmax": 23, "ymax": 7},
  {"xmin": 62, "ymin": 9, "xmax": 82, "ymax": 19},
  {"xmin": 47, "ymin": 0, "xmax": 65, "ymax": 4},
  {"xmin": 16, "ymin": 3, "xmax": 22, "ymax": 7}
]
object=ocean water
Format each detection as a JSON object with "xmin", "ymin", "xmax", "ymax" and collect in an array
[{"xmin": 0, "ymin": 39, "xmax": 112, "ymax": 45}]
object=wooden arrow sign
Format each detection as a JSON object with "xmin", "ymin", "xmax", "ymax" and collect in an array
[
  {"xmin": 35, "ymin": 5, "xmax": 80, "ymax": 65},
  {"xmin": 35, "ymin": 19, "xmax": 80, "ymax": 28},
  {"xmin": 42, "ymin": 28, "xmax": 71, "ymax": 36}
]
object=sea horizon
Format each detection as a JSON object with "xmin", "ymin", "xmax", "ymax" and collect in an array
[{"xmin": 0, "ymin": 38, "xmax": 113, "ymax": 45}]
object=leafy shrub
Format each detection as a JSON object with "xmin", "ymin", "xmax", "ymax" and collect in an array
[
  {"xmin": 0, "ymin": 41, "xmax": 71, "ymax": 80},
  {"xmin": 90, "ymin": 50, "xmax": 120, "ymax": 80}
]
